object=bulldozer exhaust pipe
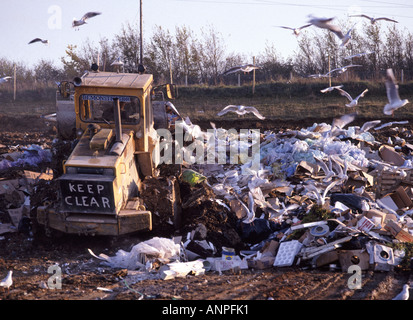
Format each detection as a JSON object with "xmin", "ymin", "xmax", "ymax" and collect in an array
[{"xmin": 113, "ymin": 98, "xmax": 122, "ymax": 143}]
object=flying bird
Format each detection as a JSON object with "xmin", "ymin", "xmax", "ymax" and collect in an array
[
  {"xmin": 326, "ymin": 64, "xmax": 362, "ymax": 76},
  {"xmin": 320, "ymin": 85, "xmax": 343, "ymax": 93},
  {"xmin": 222, "ymin": 64, "xmax": 260, "ymax": 76},
  {"xmin": 344, "ymin": 51, "xmax": 375, "ymax": 60},
  {"xmin": 336, "ymin": 88, "xmax": 369, "ymax": 108},
  {"xmin": 383, "ymin": 68, "xmax": 409, "ymax": 116},
  {"xmin": 72, "ymin": 12, "xmax": 101, "ymax": 29},
  {"xmin": 0, "ymin": 76, "xmax": 12, "ymax": 84},
  {"xmin": 110, "ymin": 57, "xmax": 124, "ymax": 67},
  {"xmin": 217, "ymin": 105, "xmax": 265, "ymax": 120},
  {"xmin": 374, "ymin": 120, "xmax": 409, "ymax": 130},
  {"xmin": 339, "ymin": 25, "xmax": 356, "ymax": 48},
  {"xmin": 0, "ymin": 271, "xmax": 13, "ymax": 293},
  {"xmin": 307, "ymin": 15, "xmax": 345, "ymax": 40},
  {"xmin": 330, "ymin": 112, "xmax": 357, "ymax": 136},
  {"xmin": 307, "ymin": 73, "xmax": 329, "ymax": 79},
  {"xmin": 350, "ymin": 14, "xmax": 398, "ymax": 24},
  {"xmin": 392, "ymin": 284, "xmax": 409, "ymax": 300},
  {"xmin": 358, "ymin": 120, "xmax": 381, "ymax": 133},
  {"xmin": 277, "ymin": 24, "xmax": 312, "ymax": 36},
  {"xmin": 28, "ymin": 38, "xmax": 49, "ymax": 45}
]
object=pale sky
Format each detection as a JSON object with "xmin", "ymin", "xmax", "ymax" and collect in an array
[{"xmin": 1, "ymin": 0, "xmax": 412, "ymax": 68}]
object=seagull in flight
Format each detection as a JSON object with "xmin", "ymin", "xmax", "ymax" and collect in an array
[
  {"xmin": 357, "ymin": 120, "xmax": 381, "ymax": 133},
  {"xmin": 350, "ymin": 14, "xmax": 398, "ymax": 24},
  {"xmin": 307, "ymin": 15, "xmax": 345, "ymax": 40},
  {"xmin": 222, "ymin": 64, "xmax": 260, "ymax": 76},
  {"xmin": 326, "ymin": 64, "xmax": 362, "ymax": 76},
  {"xmin": 28, "ymin": 38, "xmax": 49, "ymax": 45},
  {"xmin": 320, "ymin": 85, "xmax": 343, "ymax": 93},
  {"xmin": 72, "ymin": 12, "xmax": 101, "ymax": 29},
  {"xmin": 330, "ymin": 112, "xmax": 357, "ymax": 136},
  {"xmin": 339, "ymin": 25, "xmax": 356, "ymax": 48},
  {"xmin": 344, "ymin": 51, "xmax": 375, "ymax": 60},
  {"xmin": 307, "ymin": 73, "xmax": 329, "ymax": 79},
  {"xmin": 336, "ymin": 88, "xmax": 369, "ymax": 108},
  {"xmin": 217, "ymin": 105, "xmax": 265, "ymax": 120},
  {"xmin": 383, "ymin": 68, "xmax": 409, "ymax": 116},
  {"xmin": 374, "ymin": 120, "xmax": 408, "ymax": 130},
  {"xmin": 110, "ymin": 57, "xmax": 124, "ymax": 67},
  {"xmin": 277, "ymin": 24, "xmax": 312, "ymax": 36},
  {"xmin": 0, "ymin": 76, "xmax": 12, "ymax": 84}
]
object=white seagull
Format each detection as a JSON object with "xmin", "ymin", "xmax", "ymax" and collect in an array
[
  {"xmin": 308, "ymin": 73, "xmax": 329, "ymax": 79},
  {"xmin": 72, "ymin": 12, "xmax": 101, "ymax": 29},
  {"xmin": 0, "ymin": 76, "xmax": 12, "ymax": 84},
  {"xmin": 374, "ymin": 120, "xmax": 409, "ymax": 130},
  {"xmin": 28, "ymin": 38, "xmax": 49, "ymax": 45},
  {"xmin": 320, "ymin": 85, "xmax": 343, "ymax": 93},
  {"xmin": 392, "ymin": 284, "xmax": 409, "ymax": 300},
  {"xmin": 305, "ymin": 179, "xmax": 341, "ymax": 206},
  {"xmin": 277, "ymin": 24, "xmax": 312, "ymax": 36},
  {"xmin": 358, "ymin": 120, "xmax": 381, "ymax": 133},
  {"xmin": 222, "ymin": 64, "xmax": 261, "ymax": 76},
  {"xmin": 350, "ymin": 14, "xmax": 398, "ymax": 24},
  {"xmin": 336, "ymin": 88, "xmax": 369, "ymax": 108},
  {"xmin": 330, "ymin": 112, "xmax": 357, "ymax": 136},
  {"xmin": 217, "ymin": 105, "xmax": 265, "ymax": 120},
  {"xmin": 383, "ymin": 68, "xmax": 409, "ymax": 116},
  {"xmin": 326, "ymin": 64, "xmax": 362, "ymax": 76},
  {"xmin": 307, "ymin": 15, "xmax": 345, "ymax": 41},
  {"xmin": 344, "ymin": 51, "xmax": 375, "ymax": 60},
  {"xmin": 339, "ymin": 25, "xmax": 356, "ymax": 48},
  {"xmin": 110, "ymin": 57, "xmax": 124, "ymax": 67},
  {"xmin": 0, "ymin": 270, "xmax": 13, "ymax": 293}
]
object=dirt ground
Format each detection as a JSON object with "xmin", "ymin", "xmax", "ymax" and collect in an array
[{"xmin": 0, "ymin": 114, "xmax": 412, "ymax": 304}]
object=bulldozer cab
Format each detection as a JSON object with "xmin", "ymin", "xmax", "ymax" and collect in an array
[
  {"xmin": 36, "ymin": 71, "xmax": 182, "ymax": 236},
  {"xmin": 74, "ymin": 72, "xmax": 155, "ymax": 156}
]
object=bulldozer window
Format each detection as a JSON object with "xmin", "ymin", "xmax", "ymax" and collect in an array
[{"xmin": 79, "ymin": 95, "xmax": 140, "ymax": 125}]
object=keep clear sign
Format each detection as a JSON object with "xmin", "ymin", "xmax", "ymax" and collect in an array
[{"xmin": 60, "ymin": 179, "xmax": 115, "ymax": 213}]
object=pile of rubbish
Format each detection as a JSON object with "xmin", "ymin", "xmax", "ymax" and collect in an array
[
  {"xmin": 3, "ymin": 115, "xmax": 413, "ymax": 281},
  {"xmin": 87, "ymin": 115, "xmax": 413, "ymax": 279}
]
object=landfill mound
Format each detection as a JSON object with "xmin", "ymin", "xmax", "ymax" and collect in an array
[{"xmin": 1, "ymin": 114, "xmax": 413, "ymax": 300}]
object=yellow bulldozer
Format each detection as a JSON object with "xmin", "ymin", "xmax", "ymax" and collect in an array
[{"xmin": 36, "ymin": 70, "xmax": 182, "ymax": 236}]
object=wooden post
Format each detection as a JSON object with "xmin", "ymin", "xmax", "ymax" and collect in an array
[
  {"xmin": 237, "ymin": 73, "xmax": 240, "ymax": 87},
  {"xmin": 169, "ymin": 59, "xmax": 173, "ymax": 84},
  {"xmin": 328, "ymin": 54, "xmax": 331, "ymax": 87},
  {"xmin": 252, "ymin": 56, "xmax": 256, "ymax": 95},
  {"xmin": 13, "ymin": 64, "xmax": 16, "ymax": 101}
]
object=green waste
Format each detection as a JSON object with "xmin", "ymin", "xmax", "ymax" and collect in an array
[{"xmin": 182, "ymin": 169, "xmax": 206, "ymax": 187}]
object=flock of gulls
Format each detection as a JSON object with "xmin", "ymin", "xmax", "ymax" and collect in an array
[
  {"xmin": 0, "ymin": 11, "xmax": 104, "ymax": 86},
  {"xmin": 217, "ymin": 13, "xmax": 409, "ymax": 119}
]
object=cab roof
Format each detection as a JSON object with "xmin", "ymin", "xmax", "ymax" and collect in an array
[{"xmin": 80, "ymin": 72, "xmax": 153, "ymax": 90}]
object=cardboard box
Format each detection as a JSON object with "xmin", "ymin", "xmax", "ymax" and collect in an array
[
  {"xmin": 379, "ymin": 145, "xmax": 405, "ymax": 166},
  {"xmin": 357, "ymin": 216, "xmax": 375, "ymax": 233},
  {"xmin": 390, "ymin": 186, "xmax": 413, "ymax": 209},
  {"xmin": 384, "ymin": 220, "xmax": 413, "ymax": 243}
]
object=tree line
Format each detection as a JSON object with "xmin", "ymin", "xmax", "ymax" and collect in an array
[{"xmin": 1, "ymin": 20, "xmax": 412, "ymax": 90}]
